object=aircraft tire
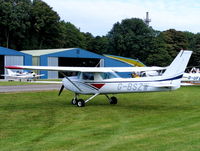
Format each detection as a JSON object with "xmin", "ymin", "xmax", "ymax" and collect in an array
[
  {"xmin": 110, "ymin": 96, "xmax": 117, "ymax": 104},
  {"xmin": 77, "ymin": 99, "xmax": 85, "ymax": 107},
  {"xmin": 71, "ymin": 99, "xmax": 77, "ymax": 105}
]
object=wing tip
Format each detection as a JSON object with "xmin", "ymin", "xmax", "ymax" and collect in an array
[{"xmin": 5, "ymin": 66, "xmax": 23, "ymax": 69}]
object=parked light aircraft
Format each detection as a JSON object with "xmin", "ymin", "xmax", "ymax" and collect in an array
[
  {"xmin": 6, "ymin": 50, "xmax": 192, "ymax": 107},
  {"xmin": 2, "ymin": 69, "xmax": 44, "ymax": 81},
  {"xmin": 182, "ymin": 67, "xmax": 200, "ymax": 83}
]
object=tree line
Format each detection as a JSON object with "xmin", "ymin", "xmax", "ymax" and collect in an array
[{"xmin": 0, "ymin": 0, "xmax": 199, "ymax": 66}]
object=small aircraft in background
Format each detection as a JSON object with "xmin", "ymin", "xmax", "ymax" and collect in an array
[
  {"xmin": 6, "ymin": 50, "xmax": 192, "ymax": 107},
  {"xmin": 2, "ymin": 69, "xmax": 44, "ymax": 81},
  {"xmin": 182, "ymin": 67, "xmax": 200, "ymax": 84}
]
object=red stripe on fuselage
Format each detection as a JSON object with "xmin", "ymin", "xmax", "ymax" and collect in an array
[{"xmin": 90, "ymin": 83, "xmax": 105, "ymax": 89}]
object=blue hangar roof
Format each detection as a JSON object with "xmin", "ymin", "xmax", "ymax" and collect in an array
[
  {"xmin": 21, "ymin": 48, "xmax": 133, "ymax": 78},
  {"xmin": 0, "ymin": 46, "xmax": 32, "ymax": 65},
  {"xmin": 21, "ymin": 48, "xmax": 132, "ymax": 67},
  {"xmin": 0, "ymin": 46, "xmax": 30, "ymax": 56}
]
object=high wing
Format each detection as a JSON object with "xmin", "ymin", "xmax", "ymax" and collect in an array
[
  {"xmin": 5, "ymin": 65, "xmax": 166, "ymax": 73},
  {"xmin": 108, "ymin": 66, "xmax": 166, "ymax": 72}
]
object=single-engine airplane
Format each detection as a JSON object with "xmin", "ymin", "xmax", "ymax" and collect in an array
[
  {"xmin": 182, "ymin": 67, "xmax": 200, "ymax": 84},
  {"xmin": 6, "ymin": 50, "xmax": 192, "ymax": 107},
  {"xmin": 2, "ymin": 69, "xmax": 44, "ymax": 81}
]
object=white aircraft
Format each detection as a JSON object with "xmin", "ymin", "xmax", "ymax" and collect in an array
[
  {"xmin": 2, "ymin": 69, "xmax": 44, "ymax": 81},
  {"xmin": 182, "ymin": 67, "xmax": 200, "ymax": 83},
  {"xmin": 6, "ymin": 50, "xmax": 192, "ymax": 107}
]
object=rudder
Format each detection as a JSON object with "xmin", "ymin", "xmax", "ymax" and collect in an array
[{"xmin": 162, "ymin": 50, "xmax": 192, "ymax": 77}]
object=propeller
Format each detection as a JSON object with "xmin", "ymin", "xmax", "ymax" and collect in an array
[
  {"xmin": 58, "ymin": 72, "xmax": 66, "ymax": 96},
  {"xmin": 58, "ymin": 85, "xmax": 65, "ymax": 96}
]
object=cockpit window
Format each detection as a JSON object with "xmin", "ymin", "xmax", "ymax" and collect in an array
[
  {"xmin": 77, "ymin": 72, "xmax": 81, "ymax": 79},
  {"xmin": 100, "ymin": 72, "xmax": 118, "ymax": 79},
  {"xmin": 82, "ymin": 72, "xmax": 94, "ymax": 80}
]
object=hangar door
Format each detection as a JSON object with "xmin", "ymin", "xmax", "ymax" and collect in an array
[
  {"xmin": 0, "ymin": 55, "xmax": 4, "ymax": 79},
  {"xmin": 58, "ymin": 57, "xmax": 103, "ymax": 78},
  {"xmin": 4, "ymin": 56, "xmax": 24, "ymax": 79},
  {"xmin": 59, "ymin": 57, "xmax": 103, "ymax": 67},
  {"xmin": 47, "ymin": 57, "xmax": 104, "ymax": 79},
  {"xmin": 48, "ymin": 57, "xmax": 58, "ymax": 79}
]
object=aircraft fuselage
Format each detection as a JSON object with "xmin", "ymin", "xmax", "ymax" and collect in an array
[{"xmin": 62, "ymin": 75, "xmax": 181, "ymax": 94}]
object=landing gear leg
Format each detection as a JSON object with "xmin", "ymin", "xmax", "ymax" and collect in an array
[
  {"xmin": 76, "ymin": 93, "xmax": 99, "ymax": 107},
  {"xmin": 71, "ymin": 93, "xmax": 78, "ymax": 105},
  {"xmin": 105, "ymin": 95, "xmax": 118, "ymax": 105}
]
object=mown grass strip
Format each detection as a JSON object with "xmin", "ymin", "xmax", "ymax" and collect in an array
[{"xmin": 0, "ymin": 86, "xmax": 200, "ymax": 151}]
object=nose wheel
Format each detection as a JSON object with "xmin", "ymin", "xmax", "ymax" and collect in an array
[
  {"xmin": 71, "ymin": 93, "xmax": 79, "ymax": 105},
  {"xmin": 71, "ymin": 98, "xmax": 85, "ymax": 107},
  {"xmin": 71, "ymin": 98, "xmax": 77, "ymax": 105}
]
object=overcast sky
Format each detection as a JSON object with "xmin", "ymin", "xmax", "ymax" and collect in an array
[{"xmin": 43, "ymin": 0, "xmax": 200, "ymax": 36}]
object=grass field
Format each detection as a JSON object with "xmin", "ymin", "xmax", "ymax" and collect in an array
[{"xmin": 0, "ymin": 86, "xmax": 200, "ymax": 151}]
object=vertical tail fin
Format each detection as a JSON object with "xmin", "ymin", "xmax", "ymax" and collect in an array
[
  {"xmin": 162, "ymin": 50, "xmax": 192, "ymax": 77},
  {"xmin": 6, "ymin": 69, "xmax": 14, "ymax": 76}
]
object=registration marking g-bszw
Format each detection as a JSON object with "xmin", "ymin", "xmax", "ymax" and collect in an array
[{"xmin": 117, "ymin": 83, "xmax": 148, "ymax": 91}]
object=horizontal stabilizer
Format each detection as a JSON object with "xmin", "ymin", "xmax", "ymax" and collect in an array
[
  {"xmin": 148, "ymin": 84, "xmax": 177, "ymax": 88},
  {"xmin": 181, "ymin": 83, "xmax": 194, "ymax": 86}
]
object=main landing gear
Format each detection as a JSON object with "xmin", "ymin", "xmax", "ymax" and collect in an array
[
  {"xmin": 109, "ymin": 96, "xmax": 118, "ymax": 104},
  {"xmin": 71, "ymin": 93, "xmax": 118, "ymax": 107}
]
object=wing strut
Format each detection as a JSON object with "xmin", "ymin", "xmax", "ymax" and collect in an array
[
  {"xmin": 85, "ymin": 93, "xmax": 99, "ymax": 103},
  {"xmin": 65, "ymin": 76, "xmax": 82, "ymax": 92}
]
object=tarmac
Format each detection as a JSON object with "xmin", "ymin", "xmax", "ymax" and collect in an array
[{"xmin": 0, "ymin": 84, "xmax": 61, "ymax": 93}]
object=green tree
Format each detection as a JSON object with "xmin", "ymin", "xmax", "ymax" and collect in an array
[
  {"xmin": 92, "ymin": 36, "xmax": 109, "ymax": 54},
  {"xmin": 146, "ymin": 34, "xmax": 172, "ymax": 66},
  {"xmin": 189, "ymin": 33, "xmax": 200, "ymax": 66},
  {"xmin": 0, "ymin": 0, "xmax": 31, "ymax": 49},
  {"xmin": 85, "ymin": 35, "xmax": 109, "ymax": 54},
  {"xmin": 27, "ymin": 0, "xmax": 61, "ymax": 49},
  {"xmin": 107, "ymin": 18, "xmax": 156, "ymax": 61},
  {"xmin": 59, "ymin": 21, "xmax": 86, "ymax": 48},
  {"xmin": 82, "ymin": 32, "xmax": 94, "ymax": 51},
  {"xmin": 183, "ymin": 31, "xmax": 195, "ymax": 49},
  {"xmin": 160, "ymin": 29, "xmax": 188, "ymax": 58}
]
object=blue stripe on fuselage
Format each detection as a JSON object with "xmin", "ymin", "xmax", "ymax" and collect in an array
[
  {"xmin": 157, "ymin": 74, "xmax": 183, "ymax": 81},
  {"xmin": 84, "ymin": 74, "xmax": 183, "ymax": 84}
]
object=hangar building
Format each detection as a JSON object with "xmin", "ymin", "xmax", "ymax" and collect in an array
[
  {"xmin": 21, "ymin": 48, "xmax": 132, "ymax": 79},
  {"xmin": 0, "ymin": 46, "xmax": 32, "ymax": 79}
]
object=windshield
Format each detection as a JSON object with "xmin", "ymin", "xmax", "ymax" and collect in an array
[
  {"xmin": 100, "ymin": 72, "xmax": 119, "ymax": 79},
  {"xmin": 82, "ymin": 72, "xmax": 94, "ymax": 80}
]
